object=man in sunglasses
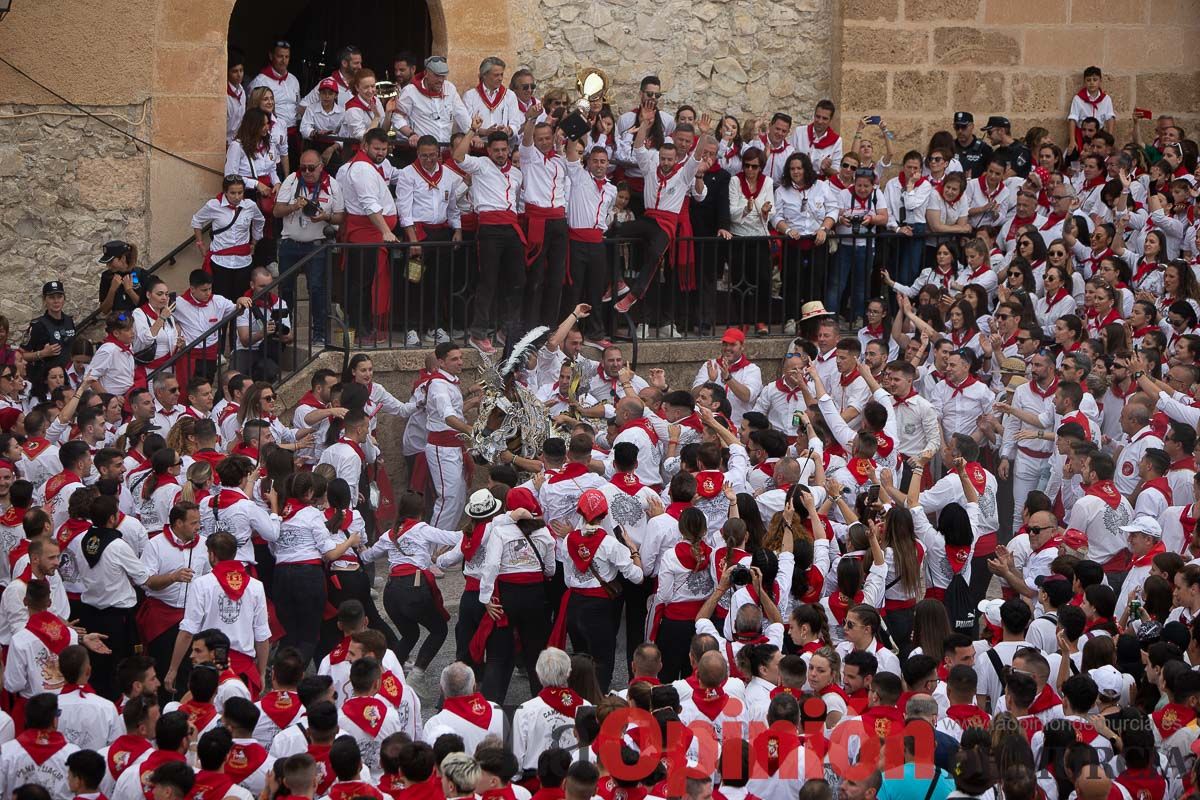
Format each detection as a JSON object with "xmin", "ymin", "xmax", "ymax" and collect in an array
[
  {"xmin": 951, "ymin": 111, "xmax": 993, "ymax": 179},
  {"xmin": 614, "ymin": 76, "xmax": 677, "ymax": 205}
]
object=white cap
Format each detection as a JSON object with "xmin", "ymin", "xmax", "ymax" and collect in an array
[
  {"xmin": 1088, "ymin": 664, "xmax": 1123, "ymax": 698},
  {"xmin": 977, "ymin": 599, "xmax": 1003, "ymax": 628},
  {"xmin": 1119, "ymin": 516, "xmax": 1163, "ymax": 539}
]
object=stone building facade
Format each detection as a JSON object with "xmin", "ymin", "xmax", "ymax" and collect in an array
[{"xmin": 0, "ymin": 0, "xmax": 1196, "ymax": 329}]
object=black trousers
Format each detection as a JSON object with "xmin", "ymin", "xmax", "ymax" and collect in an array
[
  {"xmin": 622, "ymin": 577, "xmax": 653, "ymax": 676},
  {"xmin": 729, "ymin": 237, "xmax": 774, "ymax": 323},
  {"xmin": 482, "ymin": 582, "xmax": 548, "ymax": 702},
  {"xmin": 564, "ymin": 239, "xmax": 610, "ymax": 338},
  {"xmin": 404, "ymin": 227, "xmax": 455, "ymax": 333},
  {"xmin": 525, "ymin": 218, "xmax": 569, "ymax": 330},
  {"xmin": 78, "ymin": 603, "xmax": 137, "ymax": 700},
  {"xmin": 615, "ymin": 218, "xmax": 670, "ymax": 300},
  {"xmin": 456, "ymin": 588, "xmax": 486, "ymax": 666},
  {"xmin": 566, "ymin": 593, "xmax": 621, "ymax": 693},
  {"xmin": 318, "ymin": 568, "xmax": 402, "ymax": 663},
  {"xmin": 655, "ymin": 618, "xmax": 696, "ymax": 682},
  {"xmin": 273, "ymin": 563, "xmax": 327, "ymax": 669},
  {"xmin": 884, "ymin": 606, "xmax": 916, "ymax": 654},
  {"xmin": 382, "ymin": 573, "xmax": 447, "ymax": 670},
  {"xmin": 211, "ymin": 264, "xmax": 254, "ymax": 303},
  {"xmin": 471, "ymin": 225, "xmax": 526, "ymax": 340}
]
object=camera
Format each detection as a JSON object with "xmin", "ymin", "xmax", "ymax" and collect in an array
[
  {"xmin": 302, "ymin": 199, "xmax": 321, "ymax": 217},
  {"xmin": 269, "ymin": 308, "xmax": 291, "ymax": 336},
  {"xmin": 729, "ymin": 565, "xmax": 752, "ymax": 587}
]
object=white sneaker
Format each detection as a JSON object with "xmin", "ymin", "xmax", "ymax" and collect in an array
[
  {"xmin": 406, "ymin": 330, "xmax": 421, "ymax": 347},
  {"xmin": 636, "ymin": 323, "xmax": 651, "ymax": 339},
  {"xmin": 784, "ymin": 319, "xmax": 797, "ymax": 335},
  {"xmin": 434, "ymin": 328, "xmax": 450, "ymax": 344},
  {"xmin": 658, "ymin": 323, "xmax": 683, "ymax": 338}
]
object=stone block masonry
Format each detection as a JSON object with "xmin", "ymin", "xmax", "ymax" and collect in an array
[{"xmin": 0, "ymin": 105, "xmax": 152, "ymax": 329}]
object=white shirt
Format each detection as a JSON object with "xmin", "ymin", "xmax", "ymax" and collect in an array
[
  {"xmin": 423, "ymin": 698, "xmax": 506, "ymax": 754},
  {"xmin": 4, "ymin": 617, "xmax": 78, "ymax": 698},
  {"xmin": 179, "ymin": 570, "xmax": 272, "ymax": 657},
  {"xmin": 234, "ymin": 295, "xmax": 290, "ymax": 353},
  {"xmin": 792, "ymin": 124, "xmax": 843, "ymax": 176},
  {"xmin": 0, "ymin": 730, "xmax": 78, "ymax": 800},
  {"xmin": 512, "ymin": 692, "xmax": 589, "ymax": 771},
  {"xmin": 274, "ymin": 506, "xmax": 339, "ymax": 564},
  {"xmin": 728, "ymin": 175, "xmax": 774, "ymax": 238},
  {"xmin": 338, "ymin": 156, "xmax": 397, "ymax": 218},
  {"xmin": 931, "ymin": 377, "xmax": 995, "ymax": 440},
  {"xmin": 1115, "ymin": 427, "xmax": 1163, "ymax": 495},
  {"xmin": 337, "ymin": 95, "xmax": 386, "ymax": 141},
  {"xmin": 634, "ymin": 149, "xmax": 700, "ymax": 214},
  {"xmin": 0, "ymin": 575, "xmax": 70, "ymax": 647},
  {"xmin": 520, "ymin": 143, "xmax": 569, "ymax": 209},
  {"xmin": 462, "ymin": 83, "xmax": 522, "ymax": 137},
  {"xmin": 691, "ymin": 359, "xmax": 763, "ymax": 425},
  {"xmin": 398, "ymin": 79, "xmax": 472, "ymax": 143},
  {"xmin": 85, "ymin": 341, "xmax": 136, "ymax": 397},
  {"xmin": 190, "ymin": 197, "xmax": 265, "ymax": 269},
  {"xmin": 337, "ymin": 697, "xmax": 401, "ymax": 778},
  {"xmin": 248, "ymin": 70, "xmax": 302, "ymax": 128},
  {"xmin": 883, "ymin": 175, "xmax": 934, "ymax": 227},
  {"xmin": 226, "ymin": 84, "xmax": 246, "ymax": 143},
  {"xmin": 58, "ymin": 687, "xmax": 122, "ymax": 752},
  {"xmin": 200, "ymin": 489, "xmax": 280, "ymax": 564},
  {"xmin": 318, "ymin": 440, "xmax": 377, "ymax": 507},
  {"xmin": 1068, "ymin": 91, "xmax": 1116, "ymax": 125},
  {"xmin": 753, "ymin": 378, "xmax": 808, "ymax": 440},
  {"xmin": 277, "ymin": 171, "xmax": 345, "ymax": 243},
  {"xmin": 615, "ymin": 110, "xmax": 677, "ymax": 178},
  {"xmin": 459, "ymin": 155, "xmax": 522, "ymax": 214},
  {"xmin": 745, "ymin": 135, "xmax": 794, "ymax": 185},
  {"xmin": 826, "ymin": 369, "xmax": 871, "ymax": 430},
  {"xmin": 223, "ymin": 140, "xmax": 280, "ymax": 189},
  {"xmin": 565, "ymin": 161, "xmax": 617, "ymax": 232},
  {"xmin": 1066, "ymin": 489, "xmax": 1133, "ymax": 567},
  {"xmin": 963, "ymin": 175, "xmax": 1013, "ymax": 227},
  {"xmin": 397, "ymin": 162, "xmax": 463, "ymax": 229},
  {"xmin": 299, "ymin": 104, "xmax": 345, "ymax": 140},
  {"xmin": 770, "ymin": 183, "xmax": 833, "ymax": 237},
  {"xmin": 142, "ymin": 532, "xmax": 211, "ymax": 607},
  {"xmin": 74, "ymin": 531, "xmax": 148, "ymax": 608}
]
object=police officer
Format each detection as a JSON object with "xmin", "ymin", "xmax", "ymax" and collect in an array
[
  {"xmin": 21, "ymin": 281, "xmax": 76, "ymax": 396},
  {"xmin": 952, "ymin": 111, "xmax": 994, "ymax": 179},
  {"xmin": 983, "ymin": 115, "xmax": 1032, "ymax": 179}
]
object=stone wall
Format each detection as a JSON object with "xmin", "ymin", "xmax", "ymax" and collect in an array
[
  {"xmin": 838, "ymin": 0, "xmax": 1200, "ymax": 162},
  {"xmin": 511, "ymin": 0, "xmax": 837, "ymax": 122}
]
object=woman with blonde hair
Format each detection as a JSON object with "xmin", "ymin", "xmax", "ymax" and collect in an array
[{"xmin": 178, "ymin": 460, "xmax": 212, "ymax": 505}]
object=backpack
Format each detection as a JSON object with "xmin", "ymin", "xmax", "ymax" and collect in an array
[{"xmin": 943, "ymin": 571, "xmax": 977, "ymax": 637}]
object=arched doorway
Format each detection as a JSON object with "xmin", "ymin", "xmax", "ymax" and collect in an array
[{"xmin": 228, "ymin": 0, "xmax": 435, "ymax": 92}]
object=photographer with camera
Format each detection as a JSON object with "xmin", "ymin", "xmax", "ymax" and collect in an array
[
  {"xmin": 828, "ymin": 167, "xmax": 887, "ymax": 326},
  {"xmin": 273, "ymin": 149, "xmax": 344, "ymax": 348},
  {"xmin": 233, "ymin": 266, "xmax": 292, "ymax": 382}
]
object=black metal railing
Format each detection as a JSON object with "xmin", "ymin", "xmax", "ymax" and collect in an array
[{"xmin": 149, "ymin": 228, "xmax": 951, "ymax": 391}]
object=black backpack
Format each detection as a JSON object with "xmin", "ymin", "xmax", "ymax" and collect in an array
[{"xmin": 943, "ymin": 571, "xmax": 977, "ymax": 637}]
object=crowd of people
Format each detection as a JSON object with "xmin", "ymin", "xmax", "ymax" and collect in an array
[{"xmin": 2, "ymin": 39, "xmax": 1200, "ymax": 800}]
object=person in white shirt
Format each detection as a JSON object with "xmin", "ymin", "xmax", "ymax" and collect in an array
[
  {"xmin": 57, "ymin": 645, "xmax": 122, "ymax": 752},
  {"xmin": 233, "ymin": 267, "xmax": 292, "ymax": 383},
  {"xmin": 74, "ymin": 495, "xmax": 150, "ymax": 697},
  {"xmin": 226, "ymin": 55, "xmax": 246, "ymax": 144},
  {"xmin": 274, "ymin": 149, "xmax": 344, "ymax": 347},
  {"xmin": 338, "ymin": 129, "xmax": 399, "ymax": 345},
  {"xmin": 691, "ymin": 328, "xmax": 763, "ymax": 425},
  {"xmin": 247, "ymin": 40, "xmax": 301, "ymax": 142},
  {"xmin": 520, "ymin": 114, "xmax": 570, "ymax": 330},
  {"xmin": 511, "ymin": 648, "xmax": 589, "ymax": 772},
  {"xmin": 1068, "ymin": 68, "xmax": 1116, "ymax": 154},
  {"xmin": 163, "ymin": 532, "xmax": 271, "ymax": 699},
  {"xmin": 299, "ymin": 45, "xmax": 361, "ymax": 113},
  {"xmin": 422, "ymin": 344, "xmax": 474, "ymax": 529},
  {"xmin": 397, "ymin": 136, "xmax": 464, "ymax": 347},
  {"xmin": 830, "ymin": 169, "xmax": 888, "ymax": 323},
  {"xmin": 82, "ymin": 314, "xmax": 137, "ymax": 398},
  {"xmin": 190, "ymin": 175, "xmax": 266, "ymax": 301},
  {"xmin": 792, "ymin": 99, "xmax": 843, "ymax": 178},
  {"xmin": 612, "ymin": 104, "xmax": 709, "ymax": 316},
  {"xmin": 452, "ymin": 121, "xmax": 524, "ymax": 354},
  {"xmin": 0, "ymin": 537, "xmax": 71, "ymax": 650},
  {"xmin": 395, "ymin": 56, "xmax": 471, "ymax": 147},
  {"xmin": 884, "ymin": 151, "xmax": 935, "ymax": 285},
  {"xmin": 1067, "ymin": 451, "xmax": 1134, "ymax": 595},
  {"xmin": 199, "ymin": 455, "xmax": 280, "ymax": 564},
  {"xmin": 317, "ymin": 410, "xmax": 375, "ymax": 509},
  {"xmin": 462, "ymin": 56, "xmax": 521, "ymax": 141},
  {"xmin": 217, "ymin": 698, "xmax": 275, "ymax": 796},
  {"xmin": 0, "ymin": 693, "xmax": 79, "ymax": 800},
  {"xmin": 298, "ymin": 78, "xmax": 345, "ymax": 162},
  {"xmin": 1114, "ymin": 402, "xmax": 1164, "ymax": 496},
  {"xmin": 964, "ymin": 158, "xmax": 1012, "ymax": 228},
  {"xmin": 424, "ymin": 662, "xmax": 506, "ymax": 753},
  {"xmin": 562, "ymin": 145, "xmax": 617, "ymax": 338}
]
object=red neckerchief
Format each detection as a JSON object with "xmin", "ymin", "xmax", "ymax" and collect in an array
[
  {"xmin": 475, "ymin": 83, "xmax": 507, "ymax": 110},
  {"xmin": 1117, "ymin": 769, "xmax": 1166, "ymax": 800},
  {"xmin": 1083, "ymin": 173, "xmax": 1107, "ymax": 191},
  {"xmin": 1040, "ymin": 211, "xmax": 1066, "ymax": 230},
  {"xmin": 691, "ymin": 683, "xmax": 729, "ymax": 720},
  {"xmin": 329, "ymin": 782, "xmax": 384, "ymax": 800},
  {"xmin": 328, "ymin": 636, "xmax": 351, "ymax": 665},
  {"xmin": 1044, "ymin": 286, "xmax": 1071, "ymax": 311},
  {"xmin": 892, "ymin": 388, "xmax": 919, "ymax": 407},
  {"xmin": 695, "ymin": 469, "xmax": 725, "ymax": 499},
  {"xmin": 177, "ymin": 699, "xmax": 217, "ymax": 733},
  {"xmin": 224, "ymin": 740, "xmax": 269, "ymax": 784},
  {"xmin": 726, "ymin": 353, "xmax": 751, "ymax": 373},
  {"xmin": 899, "ymin": 172, "xmax": 926, "ymax": 191},
  {"xmin": 1027, "ymin": 683, "xmax": 1061, "ymax": 715},
  {"xmin": 344, "ymin": 94, "xmax": 372, "ymax": 115},
  {"xmin": 611, "ymin": 471, "xmax": 644, "ymax": 495},
  {"xmin": 297, "ymin": 391, "xmax": 327, "ymax": 412},
  {"xmin": 26, "ymin": 610, "xmax": 71, "ymax": 654},
  {"xmin": 161, "ymin": 525, "xmax": 200, "ymax": 550},
  {"xmin": 412, "ymin": 159, "xmax": 445, "ymax": 192},
  {"xmin": 1141, "ymin": 475, "xmax": 1173, "ymax": 505},
  {"xmin": 774, "ymin": 377, "xmax": 802, "ymax": 401},
  {"xmin": 211, "ymin": 559, "xmax": 251, "ymax": 601},
  {"xmin": 847, "ymin": 456, "xmax": 875, "ymax": 486},
  {"xmin": 665, "ymin": 501, "xmax": 689, "ymax": 519},
  {"xmin": 350, "ymin": 148, "xmax": 385, "ymax": 180},
  {"xmin": 1086, "ymin": 480, "xmax": 1122, "ymax": 509},
  {"xmin": 806, "ymin": 124, "xmax": 838, "ymax": 150},
  {"xmin": 0, "ymin": 502, "xmax": 26, "ymax": 527},
  {"xmin": 102, "ymin": 334, "xmax": 132, "ymax": 354},
  {"xmin": 674, "ymin": 540, "xmax": 711, "ymax": 571},
  {"xmin": 565, "ymin": 528, "xmax": 604, "ymax": 574},
  {"xmin": 861, "ymin": 321, "xmax": 886, "ymax": 338},
  {"xmin": 441, "ymin": 692, "xmax": 493, "ymax": 728},
  {"xmin": 1131, "ymin": 539, "xmax": 1166, "ymax": 568},
  {"xmin": 948, "ymin": 375, "xmax": 980, "ymax": 396},
  {"xmin": 338, "ymin": 436, "xmax": 368, "ymax": 463},
  {"xmin": 827, "ymin": 590, "xmax": 863, "ymax": 624},
  {"xmin": 461, "ymin": 521, "xmax": 487, "ymax": 560},
  {"xmin": 390, "ymin": 518, "xmax": 420, "ymax": 542},
  {"xmin": 106, "ymin": 735, "xmax": 152, "ymax": 780},
  {"xmin": 863, "ymin": 705, "xmax": 906, "ymax": 739},
  {"xmin": 1084, "ymin": 615, "xmax": 1115, "ymax": 633},
  {"xmin": 16, "ymin": 729, "xmax": 68, "ymax": 766},
  {"xmin": 714, "ymin": 547, "xmax": 749, "ymax": 583},
  {"xmin": 738, "ymin": 172, "xmax": 765, "ymax": 200},
  {"xmin": 946, "ymin": 704, "xmax": 991, "ymax": 731},
  {"xmin": 212, "ymin": 488, "xmax": 247, "ymax": 511},
  {"xmin": 480, "ymin": 789, "xmax": 517, "ymax": 800},
  {"xmin": 280, "ymin": 498, "xmax": 310, "ymax": 522},
  {"xmin": 379, "ymin": 670, "xmax": 406, "ymax": 708},
  {"xmin": 60, "ymin": 683, "xmax": 93, "ymax": 696},
  {"xmin": 258, "ymin": 690, "xmax": 302, "ymax": 729},
  {"xmin": 839, "ymin": 367, "xmax": 862, "ymax": 387},
  {"xmin": 759, "ymin": 134, "xmax": 787, "ymax": 155},
  {"xmin": 950, "ymin": 326, "xmax": 979, "ymax": 348},
  {"xmin": 191, "ymin": 770, "xmax": 236, "ymax": 800},
  {"xmin": 548, "ymin": 462, "xmax": 590, "ymax": 484},
  {"xmin": 1077, "ymin": 88, "xmax": 1108, "ymax": 116},
  {"xmin": 44, "ymin": 470, "xmax": 81, "ymax": 505},
  {"xmin": 242, "ymin": 287, "xmax": 279, "ymax": 308},
  {"xmin": 153, "ymin": 473, "xmax": 180, "ymax": 492},
  {"xmin": 411, "ymin": 74, "xmax": 444, "ymax": 99},
  {"xmin": 1153, "ymin": 702, "xmax": 1196, "ymax": 738},
  {"xmin": 977, "ymin": 174, "xmax": 1003, "ymax": 201},
  {"xmin": 227, "ymin": 83, "xmax": 243, "ymax": 101},
  {"xmin": 1034, "ymin": 530, "xmax": 1065, "ymax": 554},
  {"xmin": 1132, "ymin": 259, "xmax": 1162, "ymax": 287},
  {"xmin": 538, "ymin": 686, "xmax": 584, "ymax": 718},
  {"xmin": 342, "ymin": 696, "xmax": 390, "ymax": 737},
  {"xmin": 258, "ymin": 65, "xmax": 288, "ymax": 84},
  {"xmin": 618, "ymin": 416, "xmax": 659, "ymax": 445},
  {"xmin": 873, "ymin": 430, "xmax": 895, "ymax": 459},
  {"xmin": 1005, "ymin": 214, "xmax": 1037, "ymax": 240}
]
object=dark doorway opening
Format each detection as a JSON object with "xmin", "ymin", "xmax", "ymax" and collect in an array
[{"xmin": 229, "ymin": 0, "xmax": 433, "ymax": 95}]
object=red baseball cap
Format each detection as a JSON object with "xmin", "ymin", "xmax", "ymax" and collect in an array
[
  {"xmin": 721, "ymin": 327, "xmax": 745, "ymax": 344},
  {"xmin": 577, "ymin": 489, "xmax": 609, "ymax": 523},
  {"xmin": 318, "ymin": 78, "xmax": 338, "ymax": 92},
  {"xmin": 506, "ymin": 487, "xmax": 543, "ymax": 517}
]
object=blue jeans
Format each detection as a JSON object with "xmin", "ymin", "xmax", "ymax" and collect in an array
[
  {"xmin": 278, "ymin": 238, "xmax": 326, "ymax": 339},
  {"xmin": 828, "ymin": 244, "xmax": 870, "ymax": 320},
  {"xmin": 896, "ymin": 222, "xmax": 927, "ymax": 284}
]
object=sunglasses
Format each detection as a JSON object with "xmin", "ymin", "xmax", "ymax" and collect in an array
[
  {"xmin": 1017, "ymin": 336, "xmax": 1034, "ymax": 343},
  {"xmin": 1007, "ymin": 271, "xmax": 1022, "ymax": 278},
  {"xmin": 262, "ymin": 395, "xmax": 277, "ymax": 401},
  {"xmin": 1027, "ymin": 525, "xmax": 1054, "ymax": 535},
  {"xmin": 840, "ymin": 162, "xmax": 854, "ymax": 169},
  {"xmin": 929, "ymin": 156, "xmax": 946, "ymax": 163},
  {"xmin": 643, "ymin": 92, "xmax": 663, "ymax": 99},
  {"xmin": 301, "ymin": 164, "xmax": 321, "ymax": 172},
  {"xmin": 994, "ymin": 313, "xmax": 1013, "ymax": 320},
  {"xmin": 520, "ymin": 83, "xmax": 535, "ymax": 91}
]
